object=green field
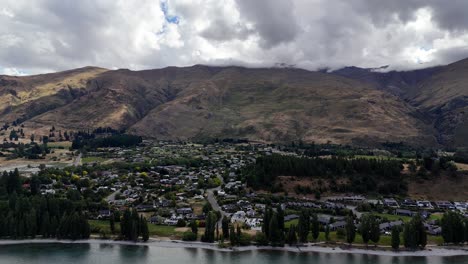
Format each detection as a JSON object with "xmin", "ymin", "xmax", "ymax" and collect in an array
[
  {"xmin": 82, "ymin": 156, "xmax": 108, "ymax": 163},
  {"xmin": 89, "ymin": 220, "xmax": 182, "ymax": 237},
  {"xmin": 47, "ymin": 141, "xmax": 72, "ymax": 148}
]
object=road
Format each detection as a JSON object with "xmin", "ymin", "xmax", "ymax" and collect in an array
[
  {"xmin": 73, "ymin": 152, "xmax": 82, "ymax": 166},
  {"xmin": 206, "ymin": 174, "xmax": 226, "ymax": 227},
  {"xmin": 106, "ymin": 190, "xmax": 120, "ymax": 202}
]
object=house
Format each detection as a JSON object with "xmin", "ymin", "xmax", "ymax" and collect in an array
[
  {"xmin": 246, "ymin": 209, "xmax": 257, "ymax": 218},
  {"xmin": 416, "ymin": 200, "xmax": 433, "ymax": 209},
  {"xmin": 435, "ymin": 201, "xmax": 455, "ymax": 210},
  {"xmin": 136, "ymin": 204, "xmax": 155, "ymax": 212},
  {"xmin": 427, "ymin": 226, "xmax": 442, "ymax": 235},
  {"xmin": 379, "ymin": 220, "xmax": 403, "ymax": 232},
  {"xmin": 328, "ymin": 221, "xmax": 347, "ymax": 231},
  {"xmin": 164, "ymin": 218, "xmax": 179, "ymax": 226},
  {"xmin": 383, "ymin": 198, "xmax": 399, "ymax": 207},
  {"xmin": 401, "ymin": 199, "xmax": 417, "ymax": 207},
  {"xmin": 284, "ymin": 214, "xmax": 299, "ymax": 222},
  {"xmin": 176, "ymin": 207, "xmax": 193, "ymax": 215},
  {"xmin": 395, "ymin": 209, "xmax": 414, "ymax": 217},
  {"xmin": 97, "ymin": 210, "xmax": 112, "ymax": 219},
  {"xmin": 231, "ymin": 211, "xmax": 247, "ymax": 223}
]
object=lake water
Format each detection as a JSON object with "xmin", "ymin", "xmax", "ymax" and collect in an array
[{"xmin": 0, "ymin": 243, "xmax": 467, "ymax": 264}]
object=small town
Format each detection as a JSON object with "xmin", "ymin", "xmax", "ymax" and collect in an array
[{"xmin": 1, "ymin": 134, "xmax": 467, "ymax": 250}]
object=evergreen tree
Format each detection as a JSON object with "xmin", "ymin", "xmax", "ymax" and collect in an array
[
  {"xmin": 140, "ymin": 216, "xmax": 149, "ymax": 242},
  {"xmin": 287, "ymin": 225, "xmax": 298, "ymax": 246},
  {"xmin": 268, "ymin": 212, "xmax": 282, "ymax": 246},
  {"xmin": 325, "ymin": 224, "xmax": 330, "ymax": 241},
  {"xmin": 190, "ymin": 220, "xmax": 198, "ymax": 234},
  {"xmin": 262, "ymin": 207, "xmax": 272, "ymax": 238},
  {"xmin": 221, "ymin": 217, "xmax": 229, "ymax": 238},
  {"xmin": 345, "ymin": 216, "xmax": 356, "ymax": 245},
  {"xmin": 311, "ymin": 214, "xmax": 320, "ymax": 241},
  {"xmin": 391, "ymin": 226, "xmax": 400, "ymax": 250},
  {"xmin": 369, "ymin": 215, "xmax": 380, "ymax": 245},
  {"xmin": 110, "ymin": 216, "xmax": 115, "ymax": 234},
  {"xmin": 229, "ymin": 225, "xmax": 237, "ymax": 246},
  {"xmin": 297, "ymin": 210, "xmax": 310, "ymax": 243},
  {"xmin": 276, "ymin": 205, "xmax": 284, "ymax": 231},
  {"xmin": 359, "ymin": 214, "xmax": 371, "ymax": 245},
  {"xmin": 203, "ymin": 211, "xmax": 217, "ymax": 243}
]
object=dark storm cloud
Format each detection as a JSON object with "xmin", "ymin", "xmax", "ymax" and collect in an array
[{"xmin": 234, "ymin": 0, "xmax": 300, "ymax": 48}]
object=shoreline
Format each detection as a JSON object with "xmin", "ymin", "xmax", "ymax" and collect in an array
[{"xmin": 0, "ymin": 238, "xmax": 467, "ymax": 257}]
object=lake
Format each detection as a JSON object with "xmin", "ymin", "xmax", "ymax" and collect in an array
[{"xmin": 0, "ymin": 243, "xmax": 467, "ymax": 264}]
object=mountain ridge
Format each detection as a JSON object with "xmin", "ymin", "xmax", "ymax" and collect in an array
[{"xmin": 1, "ymin": 59, "xmax": 467, "ymax": 147}]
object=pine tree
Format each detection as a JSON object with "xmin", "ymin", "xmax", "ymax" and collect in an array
[
  {"xmin": 325, "ymin": 224, "xmax": 330, "ymax": 241},
  {"xmin": 140, "ymin": 216, "xmax": 149, "ymax": 242},
  {"xmin": 369, "ymin": 215, "xmax": 380, "ymax": 245},
  {"xmin": 268, "ymin": 212, "xmax": 282, "ymax": 246},
  {"xmin": 345, "ymin": 216, "xmax": 356, "ymax": 245},
  {"xmin": 359, "ymin": 214, "xmax": 371, "ymax": 245},
  {"xmin": 287, "ymin": 225, "xmax": 298, "ymax": 246},
  {"xmin": 221, "ymin": 217, "xmax": 229, "ymax": 238},
  {"xmin": 297, "ymin": 210, "xmax": 310, "ymax": 243},
  {"xmin": 276, "ymin": 205, "xmax": 284, "ymax": 231},
  {"xmin": 262, "ymin": 207, "xmax": 272, "ymax": 238},
  {"xmin": 190, "ymin": 220, "xmax": 198, "ymax": 234},
  {"xmin": 229, "ymin": 225, "xmax": 237, "ymax": 246},
  {"xmin": 311, "ymin": 214, "xmax": 320, "ymax": 241},
  {"xmin": 391, "ymin": 226, "xmax": 400, "ymax": 250},
  {"xmin": 110, "ymin": 216, "xmax": 115, "ymax": 234}
]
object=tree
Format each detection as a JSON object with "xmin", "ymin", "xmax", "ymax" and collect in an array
[
  {"xmin": 262, "ymin": 206, "xmax": 272, "ymax": 238},
  {"xmin": 140, "ymin": 216, "xmax": 149, "ymax": 242},
  {"xmin": 268, "ymin": 212, "xmax": 282, "ymax": 246},
  {"xmin": 369, "ymin": 215, "xmax": 380, "ymax": 245},
  {"xmin": 311, "ymin": 214, "xmax": 320, "ymax": 241},
  {"xmin": 203, "ymin": 211, "xmax": 217, "ymax": 243},
  {"xmin": 229, "ymin": 224, "xmax": 237, "ymax": 246},
  {"xmin": 359, "ymin": 214, "xmax": 371, "ymax": 245},
  {"xmin": 221, "ymin": 217, "xmax": 229, "ymax": 239},
  {"xmin": 403, "ymin": 214, "xmax": 427, "ymax": 249},
  {"xmin": 297, "ymin": 210, "xmax": 310, "ymax": 243},
  {"xmin": 345, "ymin": 216, "xmax": 356, "ymax": 245},
  {"xmin": 325, "ymin": 224, "xmax": 330, "ymax": 241},
  {"xmin": 190, "ymin": 220, "xmax": 198, "ymax": 234},
  {"xmin": 276, "ymin": 205, "xmax": 284, "ymax": 232},
  {"xmin": 441, "ymin": 211, "xmax": 465, "ymax": 244},
  {"xmin": 391, "ymin": 226, "xmax": 400, "ymax": 250},
  {"xmin": 287, "ymin": 225, "xmax": 298, "ymax": 246},
  {"xmin": 110, "ymin": 216, "xmax": 115, "ymax": 234}
]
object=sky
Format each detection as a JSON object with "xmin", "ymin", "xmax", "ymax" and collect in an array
[{"xmin": 1, "ymin": 0, "xmax": 468, "ymax": 75}]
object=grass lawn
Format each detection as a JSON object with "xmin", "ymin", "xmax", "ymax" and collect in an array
[
  {"xmin": 285, "ymin": 219, "xmax": 298, "ymax": 228},
  {"xmin": 374, "ymin": 213, "xmax": 412, "ymax": 222},
  {"xmin": 429, "ymin": 213, "xmax": 443, "ymax": 221},
  {"xmin": 82, "ymin": 156, "xmax": 108, "ymax": 163},
  {"xmin": 89, "ymin": 220, "xmax": 181, "ymax": 237},
  {"xmin": 48, "ymin": 141, "xmax": 72, "ymax": 148}
]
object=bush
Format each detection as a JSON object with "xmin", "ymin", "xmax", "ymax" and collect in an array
[
  {"xmin": 176, "ymin": 219, "xmax": 187, "ymax": 227},
  {"xmin": 253, "ymin": 232, "xmax": 268, "ymax": 246},
  {"xmin": 238, "ymin": 233, "xmax": 252, "ymax": 246},
  {"xmin": 336, "ymin": 228, "xmax": 346, "ymax": 239},
  {"xmin": 182, "ymin": 231, "xmax": 197, "ymax": 241}
]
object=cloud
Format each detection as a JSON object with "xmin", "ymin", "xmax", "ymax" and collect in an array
[{"xmin": 1, "ymin": 0, "xmax": 468, "ymax": 75}]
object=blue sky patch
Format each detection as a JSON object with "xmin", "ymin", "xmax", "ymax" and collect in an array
[{"xmin": 160, "ymin": 0, "xmax": 179, "ymax": 24}]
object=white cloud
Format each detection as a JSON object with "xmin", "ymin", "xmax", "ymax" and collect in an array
[{"xmin": 1, "ymin": 0, "xmax": 468, "ymax": 74}]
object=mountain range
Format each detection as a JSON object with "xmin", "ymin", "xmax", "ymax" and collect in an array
[{"xmin": 1, "ymin": 58, "xmax": 468, "ymax": 148}]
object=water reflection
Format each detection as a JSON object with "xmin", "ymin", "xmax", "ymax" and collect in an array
[{"xmin": 118, "ymin": 244, "xmax": 149, "ymax": 261}]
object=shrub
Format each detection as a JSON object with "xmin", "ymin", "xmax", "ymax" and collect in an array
[
  {"xmin": 176, "ymin": 219, "xmax": 187, "ymax": 227},
  {"xmin": 182, "ymin": 231, "xmax": 197, "ymax": 241}
]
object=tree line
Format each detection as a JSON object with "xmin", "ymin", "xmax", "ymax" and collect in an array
[{"xmin": 243, "ymin": 154, "xmax": 405, "ymax": 194}]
